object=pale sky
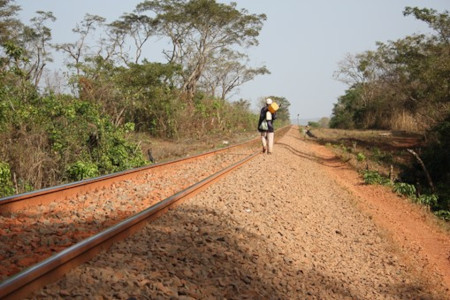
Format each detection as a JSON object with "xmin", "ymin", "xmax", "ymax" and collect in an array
[{"xmin": 15, "ymin": 0, "xmax": 450, "ymax": 120}]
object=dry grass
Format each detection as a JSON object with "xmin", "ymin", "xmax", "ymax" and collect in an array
[
  {"xmin": 304, "ymin": 127, "xmax": 424, "ymax": 180},
  {"xmin": 129, "ymin": 130, "xmax": 259, "ymax": 163}
]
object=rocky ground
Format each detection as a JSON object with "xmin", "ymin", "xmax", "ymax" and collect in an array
[{"xmin": 32, "ymin": 126, "xmax": 450, "ymax": 299}]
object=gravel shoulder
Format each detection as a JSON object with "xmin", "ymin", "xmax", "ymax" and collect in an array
[{"xmin": 33, "ymin": 126, "xmax": 450, "ymax": 299}]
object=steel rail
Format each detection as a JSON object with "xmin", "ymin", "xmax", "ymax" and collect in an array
[
  {"xmin": 0, "ymin": 136, "xmax": 259, "ymax": 213},
  {"xmin": 0, "ymin": 150, "xmax": 260, "ymax": 300}
]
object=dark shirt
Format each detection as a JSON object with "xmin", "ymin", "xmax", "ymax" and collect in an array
[{"xmin": 258, "ymin": 106, "xmax": 276, "ymax": 132}]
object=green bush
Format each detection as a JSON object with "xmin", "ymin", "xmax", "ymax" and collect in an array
[
  {"xmin": 393, "ymin": 182, "xmax": 416, "ymax": 198},
  {"xmin": 0, "ymin": 162, "xmax": 15, "ymax": 197},
  {"xmin": 356, "ymin": 152, "xmax": 366, "ymax": 162},
  {"xmin": 363, "ymin": 170, "xmax": 390, "ymax": 185},
  {"xmin": 371, "ymin": 148, "xmax": 393, "ymax": 164},
  {"xmin": 66, "ymin": 161, "xmax": 99, "ymax": 181},
  {"xmin": 434, "ymin": 210, "xmax": 450, "ymax": 221},
  {"xmin": 416, "ymin": 194, "xmax": 438, "ymax": 208},
  {"xmin": 307, "ymin": 121, "xmax": 320, "ymax": 128}
]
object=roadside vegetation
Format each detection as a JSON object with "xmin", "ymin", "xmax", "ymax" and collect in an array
[
  {"xmin": 0, "ymin": 0, "xmax": 290, "ymax": 197},
  {"xmin": 321, "ymin": 7, "xmax": 450, "ymax": 221},
  {"xmin": 304, "ymin": 128, "xmax": 449, "ymax": 222}
]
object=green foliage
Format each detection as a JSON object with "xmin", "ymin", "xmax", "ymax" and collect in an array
[
  {"xmin": 0, "ymin": 161, "xmax": 15, "ymax": 197},
  {"xmin": 416, "ymin": 193, "xmax": 438, "ymax": 208},
  {"xmin": 356, "ymin": 152, "xmax": 366, "ymax": 162},
  {"xmin": 434, "ymin": 210, "xmax": 450, "ymax": 221},
  {"xmin": 66, "ymin": 161, "xmax": 99, "ymax": 181},
  {"xmin": 307, "ymin": 121, "xmax": 320, "ymax": 128},
  {"xmin": 93, "ymin": 129, "xmax": 148, "ymax": 173},
  {"xmin": 332, "ymin": 6, "xmax": 450, "ymax": 219},
  {"xmin": 332, "ymin": 7, "xmax": 450, "ymax": 131},
  {"xmin": 403, "ymin": 7, "xmax": 450, "ymax": 42},
  {"xmin": 259, "ymin": 96, "xmax": 291, "ymax": 124},
  {"xmin": 393, "ymin": 182, "xmax": 417, "ymax": 198},
  {"xmin": 0, "ymin": 87, "xmax": 148, "ymax": 193},
  {"xmin": 0, "ymin": 1, "xmax": 274, "ymax": 196},
  {"xmin": 340, "ymin": 143, "xmax": 350, "ymax": 153},
  {"xmin": 362, "ymin": 170, "xmax": 390, "ymax": 185},
  {"xmin": 371, "ymin": 148, "xmax": 393, "ymax": 164},
  {"xmin": 416, "ymin": 116, "xmax": 450, "ymax": 212},
  {"xmin": 329, "ymin": 86, "xmax": 362, "ymax": 129},
  {"xmin": 136, "ymin": 0, "xmax": 267, "ymax": 100},
  {"xmin": 189, "ymin": 96, "xmax": 257, "ymax": 137},
  {"xmin": 0, "ymin": 0, "xmax": 22, "ymax": 45}
]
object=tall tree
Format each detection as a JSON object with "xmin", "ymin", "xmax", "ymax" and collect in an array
[
  {"xmin": 0, "ymin": 0, "xmax": 21, "ymax": 45},
  {"xmin": 21, "ymin": 11, "xmax": 55, "ymax": 87},
  {"xmin": 55, "ymin": 14, "xmax": 105, "ymax": 77},
  {"xmin": 136, "ymin": 0, "xmax": 266, "ymax": 101},
  {"xmin": 403, "ymin": 7, "xmax": 450, "ymax": 43},
  {"xmin": 200, "ymin": 49, "xmax": 269, "ymax": 100},
  {"xmin": 108, "ymin": 13, "xmax": 154, "ymax": 64}
]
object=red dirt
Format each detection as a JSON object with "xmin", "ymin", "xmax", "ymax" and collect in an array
[{"xmin": 308, "ymin": 139, "xmax": 450, "ymax": 292}]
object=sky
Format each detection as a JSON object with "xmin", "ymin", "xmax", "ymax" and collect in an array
[{"xmin": 15, "ymin": 0, "xmax": 450, "ymax": 120}]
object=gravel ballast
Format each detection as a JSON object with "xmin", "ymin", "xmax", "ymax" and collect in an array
[{"xmin": 32, "ymin": 127, "xmax": 449, "ymax": 299}]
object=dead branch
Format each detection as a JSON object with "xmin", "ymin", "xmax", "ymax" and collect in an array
[{"xmin": 406, "ymin": 148, "xmax": 435, "ymax": 192}]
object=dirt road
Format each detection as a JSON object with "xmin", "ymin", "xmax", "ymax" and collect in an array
[{"xmin": 33, "ymin": 126, "xmax": 450, "ymax": 299}]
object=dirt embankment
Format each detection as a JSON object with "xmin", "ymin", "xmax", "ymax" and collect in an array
[{"xmin": 33, "ymin": 126, "xmax": 449, "ymax": 299}]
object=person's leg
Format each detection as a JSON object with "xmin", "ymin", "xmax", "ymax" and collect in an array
[
  {"xmin": 267, "ymin": 132, "xmax": 274, "ymax": 153},
  {"xmin": 261, "ymin": 132, "xmax": 267, "ymax": 152}
]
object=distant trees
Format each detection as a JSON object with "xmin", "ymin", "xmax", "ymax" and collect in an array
[
  {"xmin": 331, "ymin": 7, "xmax": 449, "ymax": 132},
  {"xmin": 259, "ymin": 96, "xmax": 291, "ymax": 124}
]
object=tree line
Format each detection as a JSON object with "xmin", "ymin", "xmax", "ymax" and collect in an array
[
  {"xmin": 0, "ymin": 0, "xmax": 291, "ymax": 197},
  {"xmin": 331, "ymin": 7, "xmax": 449, "ymax": 132},
  {"xmin": 330, "ymin": 7, "xmax": 449, "ymax": 217}
]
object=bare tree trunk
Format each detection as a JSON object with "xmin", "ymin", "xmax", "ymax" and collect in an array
[{"xmin": 406, "ymin": 149, "xmax": 435, "ymax": 192}]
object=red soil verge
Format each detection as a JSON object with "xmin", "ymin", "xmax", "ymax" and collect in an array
[{"xmin": 308, "ymin": 139, "xmax": 450, "ymax": 296}]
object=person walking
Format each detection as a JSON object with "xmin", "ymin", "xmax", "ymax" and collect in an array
[{"xmin": 258, "ymin": 98, "xmax": 277, "ymax": 154}]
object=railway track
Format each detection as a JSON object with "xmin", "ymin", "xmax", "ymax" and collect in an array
[{"xmin": 0, "ymin": 127, "xmax": 289, "ymax": 299}]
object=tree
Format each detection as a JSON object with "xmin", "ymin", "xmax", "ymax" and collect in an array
[
  {"xmin": 55, "ymin": 14, "xmax": 106, "ymax": 77},
  {"xmin": 0, "ymin": 0, "xmax": 21, "ymax": 45},
  {"xmin": 199, "ymin": 49, "xmax": 269, "ymax": 100},
  {"xmin": 21, "ymin": 11, "xmax": 56, "ymax": 87},
  {"xmin": 403, "ymin": 7, "xmax": 450, "ymax": 43},
  {"xmin": 329, "ymin": 85, "xmax": 363, "ymax": 129},
  {"xmin": 108, "ymin": 13, "xmax": 154, "ymax": 64},
  {"xmin": 318, "ymin": 117, "xmax": 330, "ymax": 128},
  {"xmin": 260, "ymin": 96, "xmax": 291, "ymax": 123},
  {"xmin": 136, "ymin": 0, "xmax": 266, "ymax": 101},
  {"xmin": 332, "ymin": 7, "xmax": 450, "ymax": 131}
]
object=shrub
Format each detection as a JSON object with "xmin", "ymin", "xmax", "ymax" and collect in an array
[
  {"xmin": 393, "ymin": 182, "xmax": 417, "ymax": 198},
  {"xmin": 371, "ymin": 147, "xmax": 393, "ymax": 164},
  {"xmin": 416, "ymin": 194, "xmax": 438, "ymax": 208},
  {"xmin": 0, "ymin": 162, "xmax": 15, "ymax": 197},
  {"xmin": 307, "ymin": 121, "xmax": 320, "ymax": 128},
  {"xmin": 363, "ymin": 170, "xmax": 390, "ymax": 185},
  {"xmin": 66, "ymin": 161, "xmax": 99, "ymax": 181},
  {"xmin": 356, "ymin": 152, "xmax": 366, "ymax": 162},
  {"xmin": 434, "ymin": 210, "xmax": 450, "ymax": 221}
]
